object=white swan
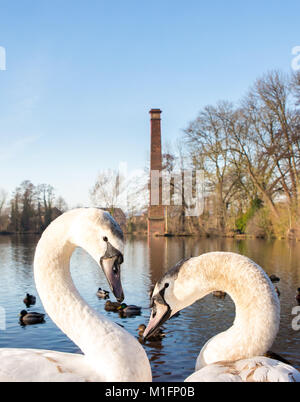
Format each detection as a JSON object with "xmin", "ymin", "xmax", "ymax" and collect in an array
[
  {"xmin": 144, "ymin": 252, "xmax": 300, "ymax": 382},
  {"xmin": 0, "ymin": 208, "xmax": 152, "ymax": 382}
]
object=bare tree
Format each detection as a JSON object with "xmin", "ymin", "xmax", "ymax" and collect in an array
[
  {"xmin": 55, "ymin": 196, "xmax": 68, "ymax": 213},
  {"xmin": 91, "ymin": 168, "xmax": 148, "ymax": 218},
  {"xmin": 36, "ymin": 184, "xmax": 56, "ymax": 229},
  {"xmin": 184, "ymin": 102, "xmax": 237, "ymax": 230},
  {"xmin": 90, "ymin": 169, "xmax": 127, "ymax": 216},
  {"xmin": 236, "ymin": 71, "xmax": 300, "ymax": 222},
  {"xmin": 0, "ymin": 189, "xmax": 7, "ymax": 216},
  {"xmin": 292, "ymin": 71, "xmax": 300, "ymax": 105},
  {"xmin": 0, "ymin": 189, "xmax": 8, "ymax": 231},
  {"xmin": 226, "ymin": 107, "xmax": 281, "ymax": 218}
]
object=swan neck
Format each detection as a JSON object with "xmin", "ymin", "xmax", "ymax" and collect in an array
[
  {"xmin": 177, "ymin": 253, "xmax": 280, "ymax": 367},
  {"xmin": 33, "ymin": 215, "xmax": 152, "ymax": 381},
  {"xmin": 34, "ymin": 230, "xmax": 98, "ymax": 356}
]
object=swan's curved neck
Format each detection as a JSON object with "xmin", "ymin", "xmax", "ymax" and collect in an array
[
  {"xmin": 175, "ymin": 252, "xmax": 280, "ymax": 368},
  {"xmin": 33, "ymin": 214, "xmax": 151, "ymax": 381}
]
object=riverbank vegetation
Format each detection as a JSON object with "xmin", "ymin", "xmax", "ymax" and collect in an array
[{"xmin": 0, "ymin": 181, "xmax": 67, "ymax": 234}]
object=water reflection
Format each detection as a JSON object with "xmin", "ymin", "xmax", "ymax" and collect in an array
[{"xmin": 0, "ymin": 234, "xmax": 299, "ymax": 381}]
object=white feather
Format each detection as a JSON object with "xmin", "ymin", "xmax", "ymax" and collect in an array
[{"xmin": 185, "ymin": 357, "xmax": 300, "ymax": 382}]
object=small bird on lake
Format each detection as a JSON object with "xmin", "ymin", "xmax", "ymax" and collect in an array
[
  {"xmin": 138, "ymin": 324, "xmax": 165, "ymax": 341},
  {"xmin": 19, "ymin": 310, "xmax": 45, "ymax": 325},
  {"xmin": 118, "ymin": 303, "xmax": 141, "ymax": 317},
  {"xmin": 96, "ymin": 288, "xmax": 109, "ymax": 299},
  {"xmin": 104, "ymin": 300, "xmax": 122, "ymax": 312},
  {"xmin": 23, "ymin": 293, "xmax": 36, "ymax": 307},
  {"xmin": 268, "ymin": 276, "xmax": 281, "ymax": 297},
  {"xmin": 269, "ymin": 274, "xmax": 280, "ymax": 283},
  {"xmin": 275, "ymin": 286, "xmax": 281, "ymax": 297}
]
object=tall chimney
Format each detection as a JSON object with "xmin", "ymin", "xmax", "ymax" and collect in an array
[{"xmin": 148, "ymin": 109, "xmax": 165, "ymax": 236}]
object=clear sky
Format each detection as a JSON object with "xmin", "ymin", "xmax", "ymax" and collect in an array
[{"xmin": 0, "ymin": 0, "xmax": 299, "ymax": 207}]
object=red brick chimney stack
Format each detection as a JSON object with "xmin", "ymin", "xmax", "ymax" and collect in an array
[
  {"xmin": 150, "ymin": 109, "xmax": 162, "ymax": 173},
  {"xmin": 148, "ymin": 109, "xmax": 165, "ymax": 236}
]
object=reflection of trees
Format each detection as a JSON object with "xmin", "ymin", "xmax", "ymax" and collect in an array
[
  {"xmin": 148, "ymin": 237, "xmax": 165, "ymax": 285},
  {"xmin": 11, "ymin": 235, "xmax": 39, "ymax": 266},
  {"xmin": 11, "ymin": 235, "xmax": 39, "ymax": 284}
]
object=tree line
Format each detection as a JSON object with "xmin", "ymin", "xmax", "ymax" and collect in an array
[
  {"xmin": 180, "ymin": 70, "xmax": 300, "ymax": 238},
  {"xmin": 0, "ymin": 181, "xmax": 68, "ymax": 233}
]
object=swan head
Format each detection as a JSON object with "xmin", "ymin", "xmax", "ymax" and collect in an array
[
  {"xmin": 99, "ymin": 236, "xmax": 124, "ymax": 302},
  {"xmin": 143, "ymin": 258, "xmax": 190, "ymax": 340},
  {"xmin": 69, "ymin": 208, "xmax": 125, "ymax": 302}
]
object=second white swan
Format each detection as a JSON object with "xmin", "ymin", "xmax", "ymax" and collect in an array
[{"xmin": 144, "ymin": 252, "xmax": 300, "ymax": 382}]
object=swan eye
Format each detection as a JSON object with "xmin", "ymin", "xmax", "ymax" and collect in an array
[{"xmin": 103, "ymin": 236, "xmax": 108, "ymax": 242}]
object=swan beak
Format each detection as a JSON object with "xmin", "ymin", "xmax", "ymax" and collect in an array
[
  {"xmin": 100, "ymin": 258, "xmax": 124, "ymax": 302},
  {"xmin": 143, "ymin": 304, "xmax": 171, "ymax": 340}
]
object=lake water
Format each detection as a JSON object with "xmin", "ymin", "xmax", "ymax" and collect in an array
[{"xmin": 0, "ymin": 234, "xmax": 299, "ymax": 381}]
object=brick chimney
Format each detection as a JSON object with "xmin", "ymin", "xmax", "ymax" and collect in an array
[{"xmin": 148, "ymin": 109, "xmax": 165, "ymax": 236}]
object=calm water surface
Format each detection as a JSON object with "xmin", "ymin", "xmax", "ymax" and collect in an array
[{"xmin": 0, "ymin": 235, "xmax": 299, "ymax": 381}]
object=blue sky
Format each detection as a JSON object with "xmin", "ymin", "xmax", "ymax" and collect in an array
[{"xmin": 0, "ymin": 0, "xmax": 299, "ymax": 206}]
